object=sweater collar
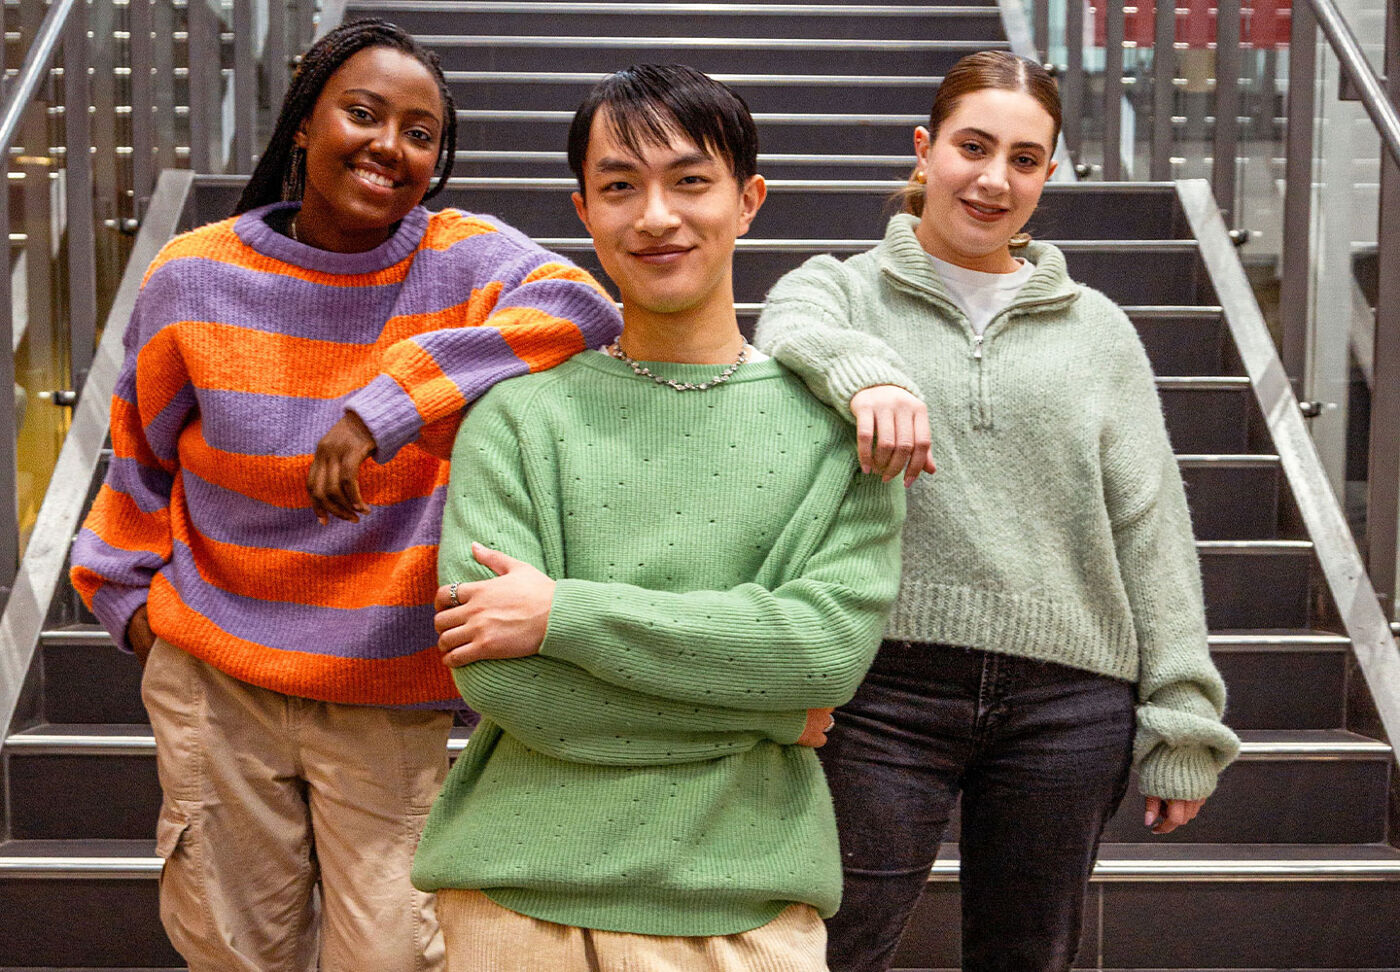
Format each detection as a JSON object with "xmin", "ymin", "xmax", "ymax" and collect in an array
[
  {"xmin": 875, "ymin": 213, "xmax": 1079, "ymax": 316},
  {"xmin": 235, "ymin": 201, "xmax": 431, "ymax": 275}
]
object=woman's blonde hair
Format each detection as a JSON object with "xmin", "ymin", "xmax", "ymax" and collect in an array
[{"xmin": 898, "ymin": 50, "xmax": 1062, "ymax": 237}]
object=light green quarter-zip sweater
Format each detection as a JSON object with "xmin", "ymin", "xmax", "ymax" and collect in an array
[
  {"xmin": 754, "ymin": 213, "xmax": 1240, "ymax": 802},
  {"xmin": 412, "ymin": 352, "xmax": 905, "ymax": 936}
]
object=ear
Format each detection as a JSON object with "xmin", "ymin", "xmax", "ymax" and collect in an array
[
  {"xmin": 571, "ymin": 190, "xmax": 591, "ymax": 235},
  {"xmin": 1046, "ymin": 158, "xmax": 1059, "ymax": 180},
  {"xmin": 735, "ymin": 174, "xmax": 767, "ymax": 238},
  {"xmin": 294, "ymin": 115, "xmax": 311, "ymax": 150},
  {"xmin": 913, "ymin": 126, "xmax": 932, "ymax": 176}
]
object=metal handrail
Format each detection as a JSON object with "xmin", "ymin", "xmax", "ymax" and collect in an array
[
  {"xmin": 1179, "ymin": 178, "xmax": 1400, "ymax": 777},
  {"xmin": 1310, "ymin": 0, "xmax": 1400, "ymax": 169},
  {"xmin": 0, "ymin": 0, "xmax": 77, "ymax": 154},
  {"xmin": 0, "ymin": 170, "xmax": 196, "ymax": 739}
]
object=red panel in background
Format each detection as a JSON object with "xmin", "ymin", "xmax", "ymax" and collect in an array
[{"xmin": 1089, "ymin": 0, "xmax": 1293, "ymax": 50}]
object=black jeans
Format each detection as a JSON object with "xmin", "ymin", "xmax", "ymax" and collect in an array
[{"xmin": 820, "ymin": 640, "xmax": 1136, "ymax": 972}]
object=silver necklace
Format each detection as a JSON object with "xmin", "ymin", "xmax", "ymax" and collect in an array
[
  {"xmin": 289, "ymin": 214, "xmax": 300, "ymax": 243},
  {"xmin": 606, "ymin": 341, "xmax": 750, "ymax": 392}
]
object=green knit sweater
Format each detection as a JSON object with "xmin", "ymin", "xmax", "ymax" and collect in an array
[
  {"xmin": 754, "ymin": 214, "xmax": 1240, "ymax": 802},
  {"xmin": 411, "ymin": 351, "xmax": 905, "ymax": 935}
]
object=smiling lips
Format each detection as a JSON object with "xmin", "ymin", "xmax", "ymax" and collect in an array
[
  {"xmin": 351, "ymin": 165, "xmax": 398, "ymax": 190},
  {"xmin": 630, "ymin": 245, "xmax": 692, "ymax": 265},
  {"xmin": 960, "ymin": 198, "xmax": 1010, "ymax": 222}
]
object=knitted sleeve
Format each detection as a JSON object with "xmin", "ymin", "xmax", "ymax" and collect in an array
[
  {"xmin": 1098, "ymin": 306, "xmax": 1241, "ymax": 800},
  {"xmin": 69, "ymin": 262, "xmax": 188, "ymax": 651},
  {"xmin": 754, "ymin": 253, "xmax": 922, "ymax": 416},
  {"xmin": 437, "ymin": 387, "xmax": 811, "ymax": 764},
  {"xmin": 538, "ymin": 468, "xmax": 905, "ymax": 712},
  {"xmin": 347, "ymin": 224, "xmax": 621, "ymax": 462}
]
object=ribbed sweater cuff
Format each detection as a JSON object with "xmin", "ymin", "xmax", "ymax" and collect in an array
[
  {"xmin": 347, "ymin": 374, "xmax": 423, "ymax": 462},
  {"xmin": 824, "ymin": 356, "xmax": 923, "ymax": 420},
  {"xmin": 90, "ymin": 584, "xmax": 150, "ymax": 654},
  {"xmin": 1137, "ymin": 744, "xmax": 1221, "ymax": 801}
]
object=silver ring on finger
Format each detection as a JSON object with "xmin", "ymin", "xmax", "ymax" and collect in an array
[{"xmin": 448, "ymin": 582, "xmax": 461, "ymax": 607}]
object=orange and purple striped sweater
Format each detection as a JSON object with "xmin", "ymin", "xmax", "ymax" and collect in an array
[{"xmin": 71, "ymin": 202, "xmax": 621, "ymax": 707}]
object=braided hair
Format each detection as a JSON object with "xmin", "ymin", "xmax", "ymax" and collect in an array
[{"xmin": 234, "ymin": 18, "xmax": 457, "ymax": 214}]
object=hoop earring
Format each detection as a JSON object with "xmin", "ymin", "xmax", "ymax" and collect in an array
[
  {"xmin": 1008, "ymin": 232, "xmax": 1032, "ymax": 249},
  {"xmin": 282, "ymin": 147, "xmax": 305, "ymax": 201}
]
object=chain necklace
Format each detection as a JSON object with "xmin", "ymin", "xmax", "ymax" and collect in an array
[{"xmin": 605, "ymin": 341, "xmax": 750, "ymax": 392}]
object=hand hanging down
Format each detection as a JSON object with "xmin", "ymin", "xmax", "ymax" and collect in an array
[
  {"xmin": 850, "ymin": 385, "xmax": 937, "ymax": 488},
  {"xmin": 307, "ymin": 412, "xmax": 377, "ymax": 525}
]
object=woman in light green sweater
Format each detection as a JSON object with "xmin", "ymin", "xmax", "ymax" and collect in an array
[{"xmin": 754, "ymin": 52, "xmax": 1240, "ymax": 972}]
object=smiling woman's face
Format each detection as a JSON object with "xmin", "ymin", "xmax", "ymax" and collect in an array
[
  {"xmin": 912, "ymin": 86, "xmax": 1058, "ymax": 273},
  {"xmin": 293, "ymin": 45, "xmax": 443, "ymax": 253}
]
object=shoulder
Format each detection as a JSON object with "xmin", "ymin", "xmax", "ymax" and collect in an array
[
  {"xmin": 141, "ymin": 216, "xmax": 243, "ymax": 288},
  {"xmin": 466, "ymin": 353, "xmax": 595, "ymax": 422},
  {"xmin": 420, "ymin": 207, "xmax": 561, "ymax": 262}
]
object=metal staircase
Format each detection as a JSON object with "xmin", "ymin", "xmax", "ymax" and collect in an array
[{"xmin": 3, "ymin": 2, "xmax": 1400, "ymax": 969}]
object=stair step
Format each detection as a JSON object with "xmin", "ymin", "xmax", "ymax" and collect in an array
[
  {"xmin": 1178, "ymin": 455, "xmax": 1280, "ymax": 541},
  {"xmin": 0, "ymin": 842, "xmax": 179, "ymax": 968},
  {"xmin": 418, "ymin": 33, "xmax": 1006, "ymax": 74},
  {"xmin": 343, "ymin": 2, "xmax": 1006, "ymax": 41},
  {"xmin": 8, "ymin": 725, "xmax": 1381, "ymax": 842},
  {"xmin": 38, "ymin": 625, "xmax": 1342, "ymax": 730},
  {"xmin": 893, "ymin": 844, "xmax": 1400, "ymax": 969},
  {"xmin": 441, "ymin": 70, "xmax": 948, "ymax": 115},
  {"xmin": 1198, "ymin": 541, "xmax": 1315, "ymax": 629}
]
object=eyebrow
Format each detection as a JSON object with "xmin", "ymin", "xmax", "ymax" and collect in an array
[
  {"xmin": 591, "ymin": 149, "xmax": 719, "ymax": 174},
  {"xmin": 953, "ymin": 126, "xmax": 1048, "ymax": 154},
  {"xmin": 340, "ymin": 88, "xmax": 441, "ymax": 123}
]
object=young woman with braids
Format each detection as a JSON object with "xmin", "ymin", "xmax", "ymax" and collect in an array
[
  {"xmin": 70, "ymin": 19, "xmax": 619, "ymax": 971},
  {"xmin": 755, "ymin": 52, "xmax": 1239, "ymax": 971}
]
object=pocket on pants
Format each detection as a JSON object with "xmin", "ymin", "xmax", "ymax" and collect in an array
[{"xmin": 155, "ymin": 800, "xmax": 192, "ymax": 859}]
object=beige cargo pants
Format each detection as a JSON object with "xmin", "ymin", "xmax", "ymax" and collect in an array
[{"xmin": 142, "ymin": 637, "xmax": 452, "ymax": 972}]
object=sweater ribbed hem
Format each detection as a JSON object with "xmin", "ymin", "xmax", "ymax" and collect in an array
[{"xmin": 884, "ymin": 578, "xmax": 1140, "ymax": 683}]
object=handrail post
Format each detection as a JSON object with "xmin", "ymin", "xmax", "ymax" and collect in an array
[
  {"xmin": 1366, "ymin": 0, "xmax": 1400, "ymax": 612},
  {"xmin": 1280, "ymin": 1, "xmax": 1316, "ymax": 386},
  {"xmin": 1213, "ymin": 0, "xmax": 1241, "ymax": 224},
  {"xmin": 1063, "ymin": 0, "xmax": 1085, "ymax": 167},
  {"xmin": 233, "ymin": 0, "xmax": 256, "ymax": 172},
  {"xmin": 1151, "ymin": 0, "xmax": 1176, "ymax": 181},
  {"xmin": 129, "ymin": 0, "xmax": 155, "ymax": 217},
  {"xmin": 1103, "ymin": 0, "xmax": 1125, "ymax": 179},
  {"xmin": 0, "ymin": 148, "xmax": 15, "ymax": 603},
  {"xmin": 64, "ymin": 0, "xmax": 97, "ymax": 398}
]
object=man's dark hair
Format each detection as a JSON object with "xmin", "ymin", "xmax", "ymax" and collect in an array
[
  {"xmin": 567, "ymin": 64, "xmax": 758, "ymax": 193},
  {"xmin": 235, "ymin": 18, "xmax": 457, "ymax": 214}
]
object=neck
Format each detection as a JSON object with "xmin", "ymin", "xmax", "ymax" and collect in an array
[
  {"xmin": 617, "ymin": 285, "xmax": 744, "ymax": 363},
  {"xmin": 915, "ymin": 220, "xmax": 1020, "ymax": 274},
  {"xmin": 293, "ymin": 202, "xmax": 396, "ymax": 254}
]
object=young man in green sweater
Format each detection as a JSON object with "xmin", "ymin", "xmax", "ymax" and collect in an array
[{"xmin": 410, "ymin": 64, "xmax": 905, "ymax": 969}]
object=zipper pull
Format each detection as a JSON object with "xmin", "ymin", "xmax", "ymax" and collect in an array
[{"xmin": 972, "ymin": 334, "xmax": 984, "ymax": 360}]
